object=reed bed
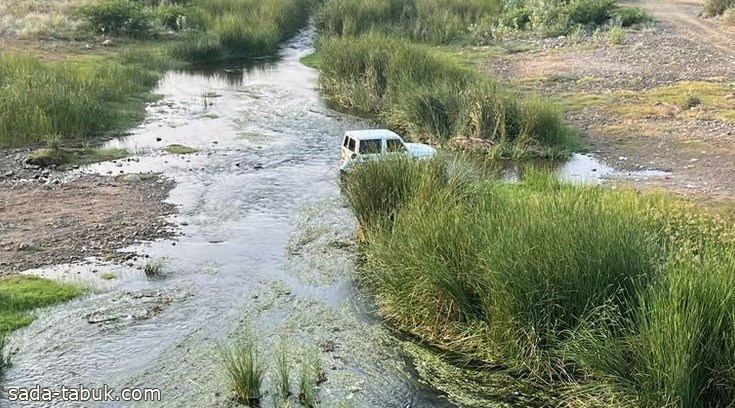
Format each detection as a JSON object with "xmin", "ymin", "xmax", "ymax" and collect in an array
[{"xmin": 342, "ymin": 156, "xmax": 735, "ymax": 407}]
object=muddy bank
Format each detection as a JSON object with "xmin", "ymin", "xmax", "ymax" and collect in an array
[{"xmin": 0, "ymin": 173, "xmax": 176, "ymax": 274}]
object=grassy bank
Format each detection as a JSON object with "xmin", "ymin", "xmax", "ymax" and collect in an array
[
  {"xmin": 170, "ymin": 0, "xmax": 313, "ymax": 62},
  {"xmin": 318, "ymin": 36, "xmax": 579, "ymax": 157},
  {"xmin": 0, "ymin": 275, "xmax": 82, "ymax": 375},
  {"xmin": 342, "ymin": 156, "xmax": 735, "ymax": 407},
  {"xmin": 0, "ymin": 54, "xmax": 158, "ymax": 148},
  {"xmin": 1, "ymin": 0, "xmax": 314, "ymax": 149}
]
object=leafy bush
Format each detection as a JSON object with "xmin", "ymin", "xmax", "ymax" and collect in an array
[
  {"xmin": 157, "ymin": 4, "xmax": 190, "ymax": 31},
  {"xmin": 78, "ymin": 0, "xmax": 156, "ymax": 38}
]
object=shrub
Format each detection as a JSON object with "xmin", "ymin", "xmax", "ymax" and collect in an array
[
  {"xmin": 78, "ymin": 0, "xmax": 156, "ymax": 38},
  {"xmin": 157, "ymin": 4, "xmax": 190, "ymax": 31},
  {"xmin": 613, "ymin": 6, "xmax": 653, "ymax": 27},
  {"xmin": 724, "ymin": 6, "xmax": 735, "ymax": 24},
  {"xmin": 704, "ymin": 0, "xmax": 735, "ymax": 16},
  {"xmin": 606, "ymin": 25, "xmax": 625, "ymax": 45}
]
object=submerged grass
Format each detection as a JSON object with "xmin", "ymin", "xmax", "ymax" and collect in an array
[
  {"xmin": 0, "ymin": 275, "xmax": 82, "ymax": 335},
  {"xmin": 219, "ymin": 332, "xmax": 265, "ymax": 405},
  {"xmin": 342, "ymin": 156, "xmax": 735, "ymax": 407},
  {"xmin": 318, "ymin": 36, "xmax": 579, "ymax": 157}
]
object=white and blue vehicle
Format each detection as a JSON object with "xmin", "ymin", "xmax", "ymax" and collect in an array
[{"xmin": 338, "ymin": 129, "xmax": 437, "ymax": 174}]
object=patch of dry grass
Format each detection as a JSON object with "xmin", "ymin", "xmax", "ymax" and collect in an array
[
  {"xmin": 555, "ymin": 81, "xmax": 735, "ymax": 122},
  {"xmin": 0, "ymin": 0, "xmax": 92, "ymax": 39}
]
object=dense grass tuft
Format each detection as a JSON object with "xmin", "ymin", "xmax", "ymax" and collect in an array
[
  {"xmin": 0, "ymin": 275, "xmax": 82, "ymax": 335},
  {"xmin": 315, "ymin": 0, "xmax": 501, "ymax": 44},
  {"xmin": 0, "ymin": 53, "xmax": 158, "ymax": 147},
  {"xmin": 342, "ymin": 156, "xmax": 735, "ymax": 405},
  {"xmin": 219, "ymin": 332, "xmax": 265, "ymax": 405},
  {"xmin": 171, "ymin": 0, "xmax": 313, "ymax": 62},
  {"xmin": 318, "ymin": 36, "xmax": 578, "ymax": 156}
]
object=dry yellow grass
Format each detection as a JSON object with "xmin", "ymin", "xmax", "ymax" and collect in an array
[{"xmin": 0, "ymin": 0, "xmax": 92, "ymax": 38}]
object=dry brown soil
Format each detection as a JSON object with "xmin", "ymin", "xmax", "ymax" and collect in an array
[
  {"xmin": 483, "ymin": 0, "xmax": 735, "ymax": 197},
  {"xmin": 0, "ymin": 173, "xmax": 176, "ymax": 275}
]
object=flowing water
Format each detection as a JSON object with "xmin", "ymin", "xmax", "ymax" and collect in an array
[{"xmin": 1, "ymin": 28, "xmax": 669, "ymax": 408}]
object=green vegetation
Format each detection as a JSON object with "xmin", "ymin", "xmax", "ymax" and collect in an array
[
  {"xmin": 219, "ymin": 332, "xmax": 265, "ymax": 405},
  {"xmin": 315, "ymin": 0, "xmax": 501, "ymax": 44},
  {"xmin": 2, "ymin": 0, "xmax": 313, "ymax": 149},
  {"xmin": 342, "ymin": 156, "xmax": 735, "ymax": 407},
  {"xmin": 170, "ymin": 0, "xmax": 313, "ymax": 62},
  {"xmin": 143, "ymin": 259, "xmax": 165, "ymax": 277},
  {"xmin": 318, "ymin": 35, "xmax": 579, "ymax": 157},
  {"xmin": 163, "ymin": 144, "xmax": 199, "ymax": 154},
  {"xmin": 0, "ymin": 54, "xmax": 158, "ymax": 148},
  {"xmin": 0, "ymin": 275, "xmax": 82, "ymax": 335},
  {"xmin": 300, "ymin": 52, "xmax": 322, "ymax": 69},
  {"xmin": 28, "ymin": 147, "xmax": 129, "ymax": 168},
  {"xmin": 704, "ymin": 0, "xmax": 735, "ymax": 16},
  {"xmin": 276, "ymin": 337, "xmax": 291, "ymax": 399},
  {"xmin": 99, "ymin": 271, "xmax": 118, "ymax": 280},
  {"xmin": 315, "ymin": 0, "xmax": 651, "ymax": 45},
  {"xmin": 298, "ymin": 352, "xmax": 323, "ymax": 407}
]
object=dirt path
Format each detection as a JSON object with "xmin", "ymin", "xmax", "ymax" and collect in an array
[
  {"xmin": 638, "ymin": 0, "xmax": 735, "ymax": 54},
  {"xmin": 481, "ymin": 0, "xmax": 735, "ymax": 198}
]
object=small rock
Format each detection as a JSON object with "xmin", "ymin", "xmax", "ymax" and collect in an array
[
  {"xmin": 618, "ymin": 156, "xmax": 628, "ymax": 161},
  {"xmin": 3, "ymin": 170, "xmax": 14, "ymax": 178},
  {"xmin": 156, "ymin": 137, "xmax": 162, "ymax": 142},
  {"xmin": 18, "ymin": 241, "xmax": 36, "ymax": 251},
  {"xmin": 123, "ymin": 174, "xmax": 142, "ymax": 182},
  {"xmin": 101, "ymin": 39, "xmax": 113, "ymax": 46}
]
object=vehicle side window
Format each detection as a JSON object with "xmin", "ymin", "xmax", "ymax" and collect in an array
[
  {"xmin": 343, "ymin": 136, "xmax": 350, "ymax": 148},
  {"xmin": 386, "ymin": 139, "xmax": 405, "ymax": 153},
  {"xmin": 347, "ymin": 137, "xmax": 356, "ymax": 152},
  {"xmin": 359, "ymin": 139, "xmax": 382, "ymax": 154}
]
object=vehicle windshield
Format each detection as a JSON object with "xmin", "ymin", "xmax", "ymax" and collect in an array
[{"xmin": 359, "ymin": 139, "xmax": 382, "ymax": 154}]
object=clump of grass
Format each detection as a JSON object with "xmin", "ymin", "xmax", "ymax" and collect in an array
[
  {"xmin": 28, "ymin": 147, "xmax": 129, "ymax": 168},
  {"xmin": 606, "ymin": 25, "xmax": 625, "ymax": 45},
  {"xmin": 683, "ymin": 93, "xmax": 702, "ymax": 109},
  {"xmin": 318, "ymin": 35, "xmax": 578, "ymax": 156},
  {"xmin": 0, "ymin": 275, "xmax": 82, "ymax": 335},
  {"xmin": 276, "ymin": 337, "xmax": 291, "ymax": 399},
  {"xmin": 612, "ymin": 6, "xmax": 653, "ymax": 27},
  {"xmin": 704, "ymin": 0, "xmax": 735, "ymax": 16},
  {"xmin": 99, "ymin": 271, "xmax": 117, "ymax": 280},
  {"xmin": 219, "ymin": 332, "xmax": 265, "ymax": 405},
  {"xmin": 342, "ymin": 156, "xmax": 735, "ymax": 402},
  {"xmin": 723, "ymin": 6, "xmax": 735, "ymax": 24},
  {"xmin": 171, "ymin": 0, "xmax": 312, "ymax": 63},
  {"xmin": 0, "ymin": 53, "xmax": 158, "ymax": 148},
  {"xmin": 143, "ymin": 259, "xmax": 165, "ymax": 277},
  {"xmin": 0, "ymin": 334, "xmax": 10, "ymax": 375},
  {"xmin": 78, "ymin": 0, "xmax": 157, "ymax": 38},
  {"xmin": 164, "ymin": 144, "xmax": 198, "ymax": 154},
  {"xmin": 315, "ymin": 0, "xmax": 501, "ymax": 44},
  {"xmin": 298, "ymin": 352, "xmax": 324, "ymax": 407}
]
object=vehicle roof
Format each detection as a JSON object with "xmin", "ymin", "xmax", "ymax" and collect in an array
[{"xmin": 345, "ymin": 129, "xmax": 401, "ymax": 140}]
